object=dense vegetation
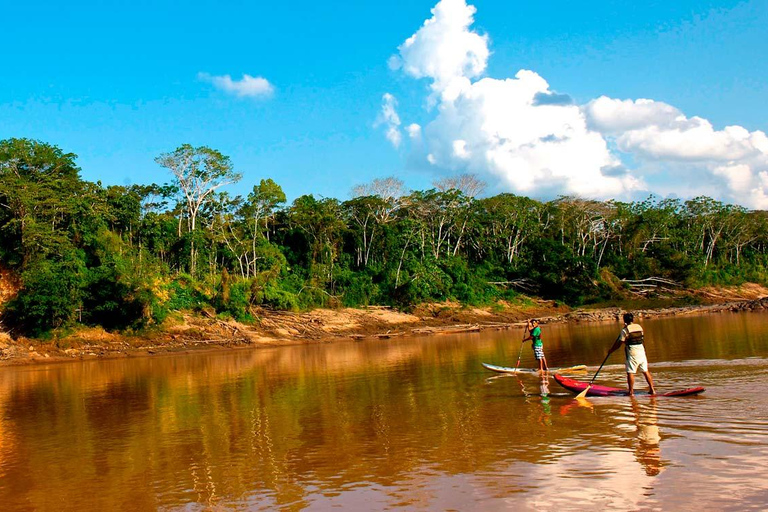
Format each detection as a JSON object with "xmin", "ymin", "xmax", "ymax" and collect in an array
[{"xmin": 2, "ymin": 138, "xmax": 768, "ymax": 335}]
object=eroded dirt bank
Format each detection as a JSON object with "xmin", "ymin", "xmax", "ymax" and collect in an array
[{"xmin": 2, "ymin": 289, "xmax": 768, "ymax": 366}]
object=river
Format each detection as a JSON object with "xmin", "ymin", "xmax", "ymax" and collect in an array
[{"xmin": 1, "ymin": 312, "xmax": 768, "ymax": 510}]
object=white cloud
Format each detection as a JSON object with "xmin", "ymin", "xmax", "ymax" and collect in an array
[
  {"xmin": 584, "ymin": 96, "xmax": 768, "ymax": 162},
  {"xmin": 378, "ymin": 93, "xmax": 402, "ymax": 148},
  {"xmin": 583, "ymin": 96, "xmax": 768, "ymax": 207},
  {"xmin": 198, "ymin": 72, "xmax": 274, "ymax": 98},
  {"xmin": 386, "ymin": 0, "xmax": 768, "ymax": 208},
  {"xmin": 394, "ymin": 0, "xmax": 488, "ymax": 102},
  {"xmin": 421, "ymin": 71, "xmax": 640, "ymax": 197},
  {"xmin": 406, "ymin": 123, "xmax": 422, "ymax": 140},
  {"xmin": 452, "ymin": 139, "xmax": 470, "ymax": 159},
  {"xmin": 390, "ymin": 0, "xmax": 638, "ymax": 198},
  {"xmin": 584, "ymin": 97, "xmax": 681, "ymax": 134}
]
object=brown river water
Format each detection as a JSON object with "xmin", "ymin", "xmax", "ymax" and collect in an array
[{"xmin": 2, "ymin": 312, "xmax": 768, "ymax": 511}]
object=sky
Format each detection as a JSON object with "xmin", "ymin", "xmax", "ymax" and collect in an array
[{"xmin": 1, "ymin": 0, "xmax": 767, "ymax": 207}]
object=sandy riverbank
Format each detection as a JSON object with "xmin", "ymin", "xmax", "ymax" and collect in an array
[{"xmin": 2, "ymin": 286, "xmax": 768, "ymax": 366}]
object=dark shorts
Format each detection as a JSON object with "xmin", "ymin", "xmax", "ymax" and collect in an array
[{"xmin": 533, "ymin": 345, "xmax": 545, "ymax": 360}]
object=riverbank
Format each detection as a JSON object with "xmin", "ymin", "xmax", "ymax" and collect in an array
[{"xmin": 2, "ymin": 286, "xmax": 768, "ymax": 366}]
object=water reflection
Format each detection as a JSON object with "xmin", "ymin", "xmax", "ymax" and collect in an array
[
  {"xmin": 632, "ymin": 398, "xmax": 662, "ymax": 477},
  {"xmin": 0, "ymin": 312, "xmax": 767, "ymax": 509}
]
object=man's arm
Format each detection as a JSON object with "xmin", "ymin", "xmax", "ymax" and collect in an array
[{"xmin": 607, "ymin": 330, "xmax": 625, "ymax": 354}]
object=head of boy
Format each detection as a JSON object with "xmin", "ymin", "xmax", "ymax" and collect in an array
[{"xmin": 623, "ymin": 312, "xmax": 634, "ymax": 325}]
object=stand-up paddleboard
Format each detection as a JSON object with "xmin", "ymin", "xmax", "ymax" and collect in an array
[
  {"xmin": 482, "ymin": 363, "xmax": 587, "ymax": 374},
  {"xmin": 554, "ymin": 373, "xmax": 705, "ymax": 397}
]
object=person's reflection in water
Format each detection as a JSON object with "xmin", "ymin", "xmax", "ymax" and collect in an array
[
  {"xmin": 515, "ymin": 375, "xmax": 552, "ymax": 426},
  {"xmin": 631, "ymin": 397, "xmax": 663, "ymax": 476},
  {"xmin": 538, "ymin": 374, "xmax": 552, "ymax": 426}
]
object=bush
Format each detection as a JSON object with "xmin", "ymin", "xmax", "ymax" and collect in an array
[
  {"xmin": 391, "ymin": 258, "xmax": 452, "ymax": 306},
  {"xmin": 166, "ymin": 276, "xmax": 209, "ymax": 311},
  {"xmin": 336, "ymin": 269, "xmax": 379, "ymax": 307},
  {"xmin": 262, "ymin": 282, "xmax": 300, "ymax": 311},
  {"xmin": 222, "ymin": 280, "xmax": 253, "ymax": 321},
  {"xmin": 6, "ymin": 255, "xmax": 85, "ymax": 335},
  {"xmin": 521, "ymin": 238, "xmax": 597, "ymax": 306},
  {"xmin": 441, "ymin": 257, "xmax": 501, "ymax": 305},
  {"xmin": 82, "ymin": 264, "xmax": 148, "ymax": 330}
]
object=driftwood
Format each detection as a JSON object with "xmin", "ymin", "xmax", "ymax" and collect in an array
[
  {"xmin": 488, "ymin": 278, "xmax": 538, "ymax": 293},
  {"xmin": 622, "ymin": 277, "xmax": 683, "ymax": 295}
]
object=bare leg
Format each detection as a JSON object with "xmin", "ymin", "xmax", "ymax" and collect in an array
[
  {"xmin": 627, "ymin": 373, "xmax": 635, "ymax": 396},
  {"xmin": 643, "ymin": 371, "xmax": 656, "ymax": 395},
  {"xmin": 542, "ymin": 356, "xmax": 548, "ymax": 372}
]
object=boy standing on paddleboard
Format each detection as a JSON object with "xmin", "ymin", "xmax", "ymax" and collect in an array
[
  {"xmin": 522, "ymin": 319, "xmax": 549, "ymax": 373},
  {"xmin": 608, "ymin": 312, "xmax": 656, "ymax": 396}
]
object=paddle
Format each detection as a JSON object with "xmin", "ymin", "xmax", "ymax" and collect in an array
[
  {"xmin": 514, "ymin": 324, "xmax": 528, "ymax": 371},
  {"xmin": 575, "ymin": 351, "xmax": 612, "ymax": 398}
]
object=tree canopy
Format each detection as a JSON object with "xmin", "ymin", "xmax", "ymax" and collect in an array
[{"xmin": 3, "ymin": 137, "xmax": 768, "ymax": 335}]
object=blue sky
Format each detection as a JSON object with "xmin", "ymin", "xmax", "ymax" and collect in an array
[{"xmin": 2, "ymin": 0, "xmax": 767, "ymax": 205}]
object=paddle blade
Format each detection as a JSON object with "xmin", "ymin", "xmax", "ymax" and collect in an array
[{"xmin": 575, "ymin": 385, "xmax": 591, "ymax": 399}]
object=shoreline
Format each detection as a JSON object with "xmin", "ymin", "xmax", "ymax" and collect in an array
[{"xmin": 2, "ymin": 295, "xmax": 768, "ymax": 367}]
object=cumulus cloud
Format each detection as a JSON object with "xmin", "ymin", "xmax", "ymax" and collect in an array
[
  {"xmin": 584, "ymin": 96, "xmax": 768, "ymax": 162},
  {"xmin": 387, "ymin": 0, "xmax": 638, "ymax": 198},
  {"xmin": 385, "ymin": 0, "xmax": 768, "ymax": 208},
  {"xmin": 583, "ymin": 96, "xmax": 768, "ymax": 206},
  {"xmin": 198, "ymin": 72, "xmax": 274, "ymax": 98},
  {"xmin": 393, "ymin": 0, "xmax": 488, "ymax": 102},
  {"xmin": 421, "ymin": 70, "xmax": 640, "ymax": 196}
]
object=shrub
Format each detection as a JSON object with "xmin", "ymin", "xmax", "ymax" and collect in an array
[{"xmin": 6, "ymin": 255, "xmax": 85, "ymax": 335}]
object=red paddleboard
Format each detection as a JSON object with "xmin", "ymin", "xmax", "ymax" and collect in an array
[{"xmin": 554, "ymin": 374, "xmax": 705, "ymax": 397}]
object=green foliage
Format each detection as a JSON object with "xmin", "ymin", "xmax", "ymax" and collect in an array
[
  {"xmin": 393, "ymin": 258, "xmax": 452, "ymax": 306},
  {"xmin": 5, "ymin": 253, "xmax": 85, "ymax": 335},
  {"xmin": 261, "ymin": 282, "xmax": 301, "ymax": 311},
  {"xmin": 221, "ymin": 280, "xmax": 253, "ymax": 321},
  {"xmin": 166, "ymin": 275, "xmax": 209, "ymax": 311},
  {"xmin": 337, "ymin": 269, "xmax": 378, "ymax": 307},
  {"xmin": 440, "ymin": 257, "xmax": 500, "ymax": 305},
  {"xmin": 522, "ymin": 238, "xmax": 597, "ymax": 305},
  {"xmin": 5, "ymin": 137, "xmax": 768, "ymax": 336}
]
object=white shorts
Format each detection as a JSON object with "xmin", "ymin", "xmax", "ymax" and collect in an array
[{"xmin": 625, "ymin": 344, "xmax": 649, "ymax": 374}]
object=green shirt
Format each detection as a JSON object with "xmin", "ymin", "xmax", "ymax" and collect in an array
[{"xmin": 531, "ymin": 326, "xmax": 543, "ymax": 347}]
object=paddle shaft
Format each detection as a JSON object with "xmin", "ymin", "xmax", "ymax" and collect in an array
[
  {"xmin": 576, "ymin": 351, "xmax": 612, "ymax": 398},
  {"xmin": 514, "ymin": 325, "xmax": 528, "ymax": 370},
  {"xmin": 590, "ymin": 351, "xmax": 612, "ymax": 384}
]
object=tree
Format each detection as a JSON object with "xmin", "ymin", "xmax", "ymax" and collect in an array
[
  {"xmin": 433, "ymin": 173, "xmax": 486, "ymax": 199},
  {"xmin": 351, "ymin": 176, "xmax": 406, "ymax": 203},
  {"xmin": 0, "ymin": 138, "xmax": 85, "ymax": 267},
  {"xmin": 476, "ymin": 193, "xmax": 544, "ymax": 265},
  {"xmin": 288, "ymin": 195, "xmax": 345, "ymax": 288},
  {"xmin": 155, "ymin": 144, "xmax": 241, "ymax": 275},
  {"xmin": 242, "ymin": 179, "xmax": 286, "ymax": 274}
]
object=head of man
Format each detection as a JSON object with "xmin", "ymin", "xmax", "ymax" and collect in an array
[{"xmin": 623, "ymin": 312, "xmax": 634, "ymax": 325}]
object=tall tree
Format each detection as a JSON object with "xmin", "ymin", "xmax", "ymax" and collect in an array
[{"xmin": 155, "ymin": 144, "xmax": 241, "ymax": 275}]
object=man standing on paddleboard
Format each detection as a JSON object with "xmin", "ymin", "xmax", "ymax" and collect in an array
[
  {"xmin": 607, "ymin": 312, "xmax": 656, "ymax": 396},
  {"xmin": 522, "ymin": 319, "xmax": 549, "ymax": 373}
]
